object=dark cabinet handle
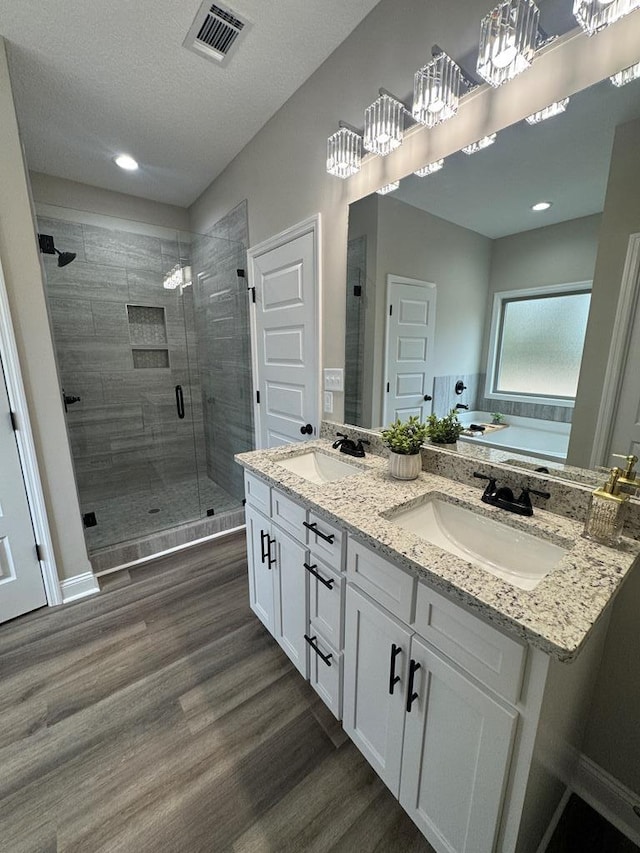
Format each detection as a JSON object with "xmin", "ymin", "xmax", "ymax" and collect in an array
[
  {"xmin": 304, "ymin": 562, "xmax": 335, "ymax": 590},
  {"xmin": 406, "ymin": 659, "xmax": 421, "ymax": 713},
  {"xmin": 175, "ymin": 385, "xmax": 185, "ymax": 419},
  {"xmin": 267, "ymin": 535, "xmax": 276, "ymax": 567},
  {"xmin": 303, "ymin": 521, "xmax": 335, "ymax": 544},
  {"xmin": 300, "ymin": 423, "xmax": 313, "ymax": 435},
  {"xmin": 259, "ymin": 530, "xmax": 276, "ymax": 568},
  {"xmin": 389, "ymin": 643, "xmax": 402, "ymax": 695},
  {"xmin": 304, "ymin": 634, "xmax": 332, "ymax": 666},
  {"xmin": 260, "ymin": 530, "xmax": 268, "ymax": 564}
]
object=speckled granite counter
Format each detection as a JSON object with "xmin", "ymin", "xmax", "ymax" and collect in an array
[{"xmin": 235, "ymin": 440, "xmax": 640, "ymax": 663}]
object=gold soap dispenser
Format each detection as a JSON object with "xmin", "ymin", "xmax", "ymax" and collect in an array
[
  {"xmin": 583, "ymin": 467, "xmax": 629, "ymax": 546},
  {"xmin": 612, "ymin": 454, "xmax": 640, "ymax": 496}
]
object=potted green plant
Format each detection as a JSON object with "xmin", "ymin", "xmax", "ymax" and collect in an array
[
  {"xmin": 491, "ymin": 412, "xmax": 506, "ymax": 425},
  {"xmin": 426, "ymin": 409, "xmax": 463, "ymax": 447},
  {"xmin": 381, "ymin": 415, "xmax": 428, "ymax": 480}
]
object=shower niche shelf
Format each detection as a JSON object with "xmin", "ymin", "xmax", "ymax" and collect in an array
[{"xmin": 127, "ymin": 305, "xmax": 169, "ymax": 369}]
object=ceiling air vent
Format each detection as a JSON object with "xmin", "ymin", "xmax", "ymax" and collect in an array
[{"xmin": 183, "ymin": 1, "xmax": 250, "ymax": 67}]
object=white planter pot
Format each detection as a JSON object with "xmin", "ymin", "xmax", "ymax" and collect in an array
[{"xmin": 388, "ymin": 451, "xmax": 422, "ymax": 480}]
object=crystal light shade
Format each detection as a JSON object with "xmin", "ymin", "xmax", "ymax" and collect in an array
[
  {"xmin": 611, "ymin": 60, "xmax": 640, "ymax": 86},
  {"xmin": 525, "ymin": 98, "xmax": 570, "ymax": 124},
  {"xmin": 413, "ymin": 52, "xmax": 461, "ymax": 127},
  {"xmin": 376, "ymin": 181, "xmax": 400, "ymax": 195},
  {"xmin": 363, "ymin": 94, "xmax": 405, "ymax": 156},
  {"xmin": 462, "ymin": 134, "xmax": 497, "ymax": 154},
  {"xmin": 573, "ymin": 0, "xmax": 640, "ymax": 36},
  {"xmin": 414, "ymin": 159, "xmax": 445, "ymax": 177},
  {"xmin": 326, "ymin": 127, "xmax": 362, "ymax": 179},
  {"xmin": 477, "ymin": 0, "xmax": 540, "ymax": 87}
]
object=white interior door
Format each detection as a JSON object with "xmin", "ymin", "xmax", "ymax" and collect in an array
[
  {"xmin": 383, "ymin": 276, "xmax": 436, "ymax": 425},
  {"xmin": 0, "ymin": 359, "xmax": 46, "ymax": 623},
  {"xmin": 249, "ymin": 220, "xmax": 319, "ymax": 448}
]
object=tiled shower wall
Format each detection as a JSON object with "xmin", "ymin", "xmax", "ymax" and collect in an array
[
  {"xmin": 344, "ymin": 236, "xmax": 366, "ymax": 425},
  {"xmin": 192, "ymin": 201, "xmax": 253, "ymax": 502},
  {"xmin": 39, "ymin": 215, "xmax": 207, "ymax": 504}
]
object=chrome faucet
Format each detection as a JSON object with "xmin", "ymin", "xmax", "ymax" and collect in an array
[
  {"xmin": 473, "ymin": 472, "xmax": 550, "ymax": 517},
  {"xmin": 332, "ymin": 432, "xmax": 370, "ymax": 458}
]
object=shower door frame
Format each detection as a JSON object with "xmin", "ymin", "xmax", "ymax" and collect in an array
[{"xmin": 0, "ymin": 255, "xmax": 61, "ymax": 606}]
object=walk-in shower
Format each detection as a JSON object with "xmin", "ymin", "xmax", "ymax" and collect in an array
[{"xmin": 38, "ymin": 205, "xmax": 253, "ymax": 571}]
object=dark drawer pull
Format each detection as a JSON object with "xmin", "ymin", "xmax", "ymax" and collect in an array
[
  {"xmin": 304, "ymin": 634, "xmax": 332, "ymax": 667},
  {"xmin": 304, "ymin": 562, "xmax": 335, "ymax": 590},
  {"xmin": 175, "ymin": 384, "xmax": 185, "ymax": 419},
  {"xmin": 389, "ymin": 643, "xmax": 402, "ymax": 695},
  {"xmin": 303, "ymin": 521, "xmax": 335, "ymax": 544},
  {"xmin": 406, "ymin": 659, "xmax": 421, "ymax": 713}
]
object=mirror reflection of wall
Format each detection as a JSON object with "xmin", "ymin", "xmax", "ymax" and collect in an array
[{"xmin": 344, "ymin": 74, "xmax": 640, "ymax": 471}]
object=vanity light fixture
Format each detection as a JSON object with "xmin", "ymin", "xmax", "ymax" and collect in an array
[
  {"xmin": 363, "ymin": 91, "xmax": 405, "ymax": 157},
  {"xmin": 413, "ymin": 48, "xmax": 470, "ymax": 127},
  {"xmin": 573, "ymin": 0, "xmax": 640, "ymax": 36},
  {"xmin": 476, "ymin": 0, "xmax": 542, "ymax": 87},
  {"xmin": 114, "ymin": 153, "xmax": 139, "ymax": 171},
  {"xmin": 525, "ymin": 98, "xmax": 570, "ymax": 124},
  {"xmin": 462, "ymin": 134, "xmax": 497, "ymax": 154},
  {"xmin": 531, "ymin": 201, "xmax": 552, "ymax": 211},
  {"xmin": 326, "ymin": 123, "xmax": 362, "ymax": 179},
  {"xmin": 610, "ymin": 60, "xmax": 640, "ymax": 86},
  {"xmin": 414, "ymin": 159, "xmax": 445, "ymax": 177},
  {"xmin": 376, "ymin": 181, "xmax": 400, "ymax": 195}
]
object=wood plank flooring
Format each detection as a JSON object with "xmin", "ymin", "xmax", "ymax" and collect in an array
[
  {"xmin": 0, "ymin": 533, "xmax": 431, "ymax": 853},
  {"xmin": 1, "ymin": 532, "xmax": 637, "ymax": 853}
]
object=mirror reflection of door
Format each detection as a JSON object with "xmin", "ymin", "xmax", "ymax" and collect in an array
[{"xmin": 383, "ymin": 276, "xmax": 436, "ymax": 425}]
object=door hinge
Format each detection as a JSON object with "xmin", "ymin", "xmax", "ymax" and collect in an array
[
  {"xmin": 35, "ymin": 543, "xmax": 44, "ymax": 562},
  {"xmin": 389, "ymin": 305, "xmax": 393, "ymax": 316},
  {"xmin": 248, "ymin": 286, "xmax": 256, "ymax": 303},
  {"xmin": 256, "ymin": 390, "xmax": 260, "ymax": 404},
  {"xmin": 9, "ymin": 411, "xmax": 18, "ymax": 431},
  {"xmin": 353, "ymin": 284, "xmax": 362, "ymax": 297}
]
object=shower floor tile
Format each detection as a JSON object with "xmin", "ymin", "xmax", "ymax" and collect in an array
[{"xmin": 81, "ymin": 475, "xmax": 238, "ymax": 552}]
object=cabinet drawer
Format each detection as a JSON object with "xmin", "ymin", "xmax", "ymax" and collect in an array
[
  {"xmin": 271, "ymin": 488, "xmax": 307, "ymax": 539},
  {"xmin": 307, "ymin": 557, "xmax": 344, "ymax": 651},
  {"xmin": 244, "ymin": 472, "xmax": 270, "ymax": 516},
  {"xmin": 306, "ymin": 511, "xmax": 345, "ymax": 570},
  {"xmin": 347, "ymin": 538, "xmax": 416, "ymax": 623},
  {"xmin": 307, "ymin": 631, "xmax": 343, "ymax": 720},
  {"xmin": 414, "ymin": 582, "xmax": 526, "ymax": 703}
]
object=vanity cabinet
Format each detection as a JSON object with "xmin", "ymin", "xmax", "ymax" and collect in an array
[{"xmin": 244, "ymin": 472, "xmax": 346, "ymax": 716}]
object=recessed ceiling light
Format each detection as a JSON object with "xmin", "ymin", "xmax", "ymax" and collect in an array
[
  {"xmin": 531, "ymin": 201, "xmax": 552, "ymax": 211},
  {"xmin": 114, "ymin": 154, "xmax": 139, "ymax": 171}
]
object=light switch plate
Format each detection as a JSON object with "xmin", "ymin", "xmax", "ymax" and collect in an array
[
  {"xmin": 323, "ymin": 391, "xmax": 334, "ymax": 413},
  {"xmin": 324, "ymin": 368, "xmax": 344, "ymax": 391}
]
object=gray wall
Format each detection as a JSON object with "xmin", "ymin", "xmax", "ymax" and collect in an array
[
  {"xmin": 478, "ymin": 213, "xmax": 601, "ymax": 423},
  {"xmin": 38, "ymin": 215, "xmax": 207, "ymax": 512},
  {"xmin": 192, "ymin": 201, "xmax": 253, "ymax": 502}
]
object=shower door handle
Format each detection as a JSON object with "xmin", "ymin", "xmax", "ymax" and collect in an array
[{"xmin": 175, "ymin": 385, "xmax": 185, "ymax": 419}]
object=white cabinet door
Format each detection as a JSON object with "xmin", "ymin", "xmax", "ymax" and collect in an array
[
  {"xmin": 400, "ymin": 634, "xmax": 518, "ymax": 853},
  {"xmin": 273, "ymin": 524, "xmax": 308, "ymax": 677},
  {"xmin": 245, "ymin": 504, "xmax": 275, "ymax": 634},
  {"xmin": 343, "ymin": 584, "xmax": 413, "ymax": 796}
]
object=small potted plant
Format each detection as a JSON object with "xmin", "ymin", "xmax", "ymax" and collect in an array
[
  {"xmin": 491, "ymin": 412, "xmax": 506, "ymax": 425},
  {"xmin": 381, "ymin": 415, "xmax": 428, "ymax": 480},
  {"xmin": 426, "ymin": 409, "xmax": 463, "ymax": 447}
]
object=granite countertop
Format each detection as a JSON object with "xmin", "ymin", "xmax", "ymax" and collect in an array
[{"xmin": 235, "ymin": 440, "xmax": 640, "ymax": 662}]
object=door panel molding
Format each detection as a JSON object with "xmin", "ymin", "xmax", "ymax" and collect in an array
[
  {"xmin": 248, "ymin": 215, "xmax": 321, "ymax": 449},
  {"xmin": 0, "ymin": 255, "xmax": 61, "ymax": 606}
]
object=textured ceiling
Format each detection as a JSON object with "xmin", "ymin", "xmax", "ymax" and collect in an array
[
  {"xmin": 393, "ymin": 75, "xmax": 640, "ymax": 239},
  {"xmin": 0, "ymin": 0, "xmax": 382, "ymax": 206}
]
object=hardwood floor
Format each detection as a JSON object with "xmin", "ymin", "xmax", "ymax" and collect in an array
[
  {"xmin": 1, "ymin": 532, "xmax": 636, "ymax": 853},
  {"xmin": 0, "ymin": 533, "xmax": 431, "ymax": 853}
]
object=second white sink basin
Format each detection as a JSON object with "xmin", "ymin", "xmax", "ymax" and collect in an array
[
  {"xmin": 275, "ymin": 450, "xmax": 361, "ymax": 485},
  {"xmin": 389, "ymin": 497, "xmax": 568, "ymax": 591}
]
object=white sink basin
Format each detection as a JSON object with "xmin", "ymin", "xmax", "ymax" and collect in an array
[
  {"xmin": 275, "ymin": 451, "xmax": 361, "ymax": 485},
  {"xmin": 389, "ymin": 497, "xmax": 568, "ymax": 591}
]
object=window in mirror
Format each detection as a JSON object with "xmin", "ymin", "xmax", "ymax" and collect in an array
[{"xmin": 486, "ymin": 283, "xmax": 591, "ymax": 407}]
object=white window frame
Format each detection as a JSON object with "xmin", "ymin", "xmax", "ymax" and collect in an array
[{"xmin": 485, "ymin": 281, "xmax": 592, "ymax": 409}]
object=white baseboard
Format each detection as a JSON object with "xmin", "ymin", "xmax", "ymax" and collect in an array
[
  {"xmin": 60, "ymin": 570, "xmax": 100, "ymax": 603},
  {"xmin": 536, "ymin": 787, "xmax": 571, "ymax": 853},
  {"xmin": 572, "ymin": 754, "xmax": 640, "ymax": 846}
]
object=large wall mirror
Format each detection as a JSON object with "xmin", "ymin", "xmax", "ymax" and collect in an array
[{"xmin": 343, "ymin": 70, "xmax": 640, "ymax": 486}]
